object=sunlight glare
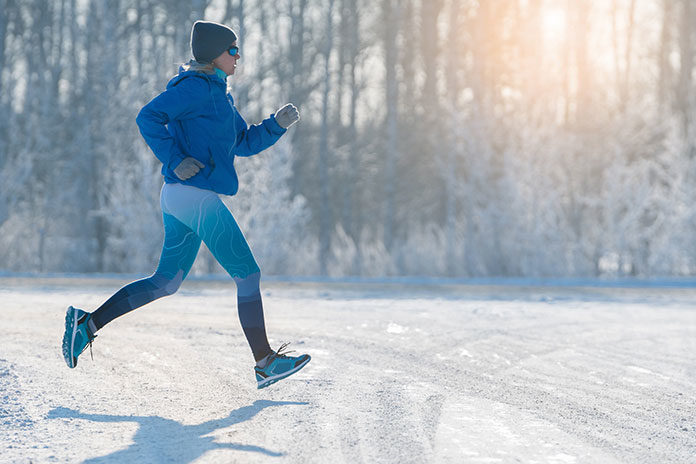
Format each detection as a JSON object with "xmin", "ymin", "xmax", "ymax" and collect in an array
[{"xmin": 542, "ymin": 7, "xmax": 566, "ymax": 42}]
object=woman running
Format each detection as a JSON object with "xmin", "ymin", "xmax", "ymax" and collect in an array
[{"xmin": 61, "ymin": 20, "xmax": 310, "ymax": 389}]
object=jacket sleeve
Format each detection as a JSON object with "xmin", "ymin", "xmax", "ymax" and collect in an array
[
  {"xmin": 135, "ymin": 78, "xmax": 207, "ymax": 170},
  {"xmin": 231, "ymin": 109, "xmax": 287, "ymax": 158}
]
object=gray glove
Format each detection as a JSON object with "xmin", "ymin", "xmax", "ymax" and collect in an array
[
  {"xmin": 173, "ymin": 157, "xmax": 205, "ymax": 180},
  {"xmin": 275, "ymin": 103, "xmax": 300, "ymax": 129}
]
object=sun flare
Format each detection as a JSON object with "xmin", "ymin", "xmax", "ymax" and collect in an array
[{"xmin": 541, "ymin": 7, "xmax": 567, "ymax": 41}]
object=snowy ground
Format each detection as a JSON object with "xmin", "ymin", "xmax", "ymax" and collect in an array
[{"xmin": 1, "ymin": 275, "xmax": 695, "ymax": 463}]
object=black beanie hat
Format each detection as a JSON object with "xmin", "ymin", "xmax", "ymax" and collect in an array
[{"xmin": 191, "ymin": 21, "xmax": 237, "ymax": 63}]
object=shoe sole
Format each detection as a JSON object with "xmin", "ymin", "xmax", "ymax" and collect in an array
[
  {"xmin": 61, "ymin": 306, "xmax": 78, "ymax": 368},
  {"xmin": 256, "ymin": 355, "xmax": 311, "ymax": 389}
]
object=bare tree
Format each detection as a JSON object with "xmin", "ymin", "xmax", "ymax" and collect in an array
[
  {"xmin": 318, "ymin": 0, "xmax": 335, "ymax": 275},
  {"xmin": 677, "ymin": 0, "xmax": 694, "ymax": 135},
  {"xmin": 382, "ymin": 0, "xmax": 401, "ymax": 255},
  {"xmin": 658, "ymin": 0, "xmax": 674, "ymax": 113}
]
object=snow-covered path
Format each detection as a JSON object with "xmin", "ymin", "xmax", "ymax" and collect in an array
[{"xmin": 1, "ymin": 276, "xmax": 695, "ymax": 463}]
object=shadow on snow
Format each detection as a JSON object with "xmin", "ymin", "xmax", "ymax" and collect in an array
[{"xmin": 47, "ymin": 399, "xmax": 309, "ymax": 463}]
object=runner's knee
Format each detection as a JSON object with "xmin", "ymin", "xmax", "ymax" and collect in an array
[
  {"xmin": 234, "ymin": 271, "xmax": 261, "ymax": 299},
  {"xmin": 150, "ymin": 270, "xmax": 184, "ymax": 296}
]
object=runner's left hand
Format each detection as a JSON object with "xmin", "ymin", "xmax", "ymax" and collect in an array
[{"xmin": 275, "ymin": 103, "xmax": 300, "ymax": 129}]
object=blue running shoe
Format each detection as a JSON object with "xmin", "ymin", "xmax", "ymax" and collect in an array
[
  {"xmin": 62, "ymin": 306, "xmax": 96, "ymax": 368},
  {"xmin": 255, "ymin": 343, "xmax": 311, "ymax": 389}
]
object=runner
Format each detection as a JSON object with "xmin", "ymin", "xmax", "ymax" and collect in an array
[{"xmin": 61, "ymin": 20, "xmax": 310, "ymax": 389}]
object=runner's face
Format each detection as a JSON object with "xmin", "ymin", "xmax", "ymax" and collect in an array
[{"xmin": 212, "ymin": 41, "xmax": 240, "ymax": 76}]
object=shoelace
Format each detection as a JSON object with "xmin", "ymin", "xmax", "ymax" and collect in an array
[
  {"xmin": 271, "ymin": 342, "xmax": 296, "ymax": 360},
  {"xmin": 79, "ymin": 333, "xmax": 97, "ymax": 361}
]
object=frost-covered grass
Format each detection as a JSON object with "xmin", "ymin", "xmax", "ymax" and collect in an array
[{"xmin": 1, "ymin": 276, "xmax": 695, "ymax": 463}]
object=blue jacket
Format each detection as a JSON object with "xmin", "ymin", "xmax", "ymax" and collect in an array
[{"xmin": 136, "ymin": 67, "xmax": 286, "ymax": 195}]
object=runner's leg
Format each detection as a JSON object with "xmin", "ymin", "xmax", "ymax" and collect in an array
[
  {"xmin": 90, "ymin": 211, "xmax": 201, "ymax": 331},
  {"xmin": 161, "ymin": 183, "xmax": 271, "ymax": 361}
]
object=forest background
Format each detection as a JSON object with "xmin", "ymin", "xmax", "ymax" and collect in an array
[{"xmin": 1, "ymin": 0, "xmax": 695, "ymax": 279}]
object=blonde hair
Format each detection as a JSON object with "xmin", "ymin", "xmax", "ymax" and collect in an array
[{"xmin": 180, "ymin": 59, "xmax": 216, "ymax": 74}]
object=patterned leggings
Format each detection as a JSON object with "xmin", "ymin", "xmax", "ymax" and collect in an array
[{"xmin": 90, "ymin": 183, "xmax": 272, "ymax": 361}]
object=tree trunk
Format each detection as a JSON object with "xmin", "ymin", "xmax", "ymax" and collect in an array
[
  {"xmin": 678, "ymin": 0, "xmax": 693, "ymax": 135},
  {"xmin": 318, "ymin": 0, "xmax": 335, "ymax": 275},
  {"xmin": 658, "ymin": 0, "xmax": 673, "ymax": 113},
  {"xmin": 382, "ymin": 0, "xmax": 400, "ymax": 257},
  {"xmin": 444, "ymin": 0, "xmax": 464, "ymax": 276}
]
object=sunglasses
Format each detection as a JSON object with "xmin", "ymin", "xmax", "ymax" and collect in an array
[{"xmin": 228, "ymin": 46, "xmax": 239, "ymax": 56}]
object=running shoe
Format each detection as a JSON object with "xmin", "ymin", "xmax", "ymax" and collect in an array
[
  {"xmin": 62, "ymin": 306, "xmax": 96, "ymax": 368},
  {"xmin": 255, "ymin": 343, "xmax": 310, "ymax": 389}
]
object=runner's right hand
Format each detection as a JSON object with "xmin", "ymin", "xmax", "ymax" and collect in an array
[{"xmin": 174, "ymin": 157, "xmax": 205, "ymax": 180}]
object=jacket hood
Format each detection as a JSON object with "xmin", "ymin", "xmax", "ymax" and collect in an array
[{"xmin": 166, "ymin": 67, "xmax": 226, "ymax": 89}]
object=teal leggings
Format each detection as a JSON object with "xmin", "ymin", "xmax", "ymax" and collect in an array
[
  {"xmin": 90, "ymin": 183, "xmax": 271, "ymax": 361},
  {"xmin": 157, "ymin": 182, "xmax": 260, "ymax": 281}
]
